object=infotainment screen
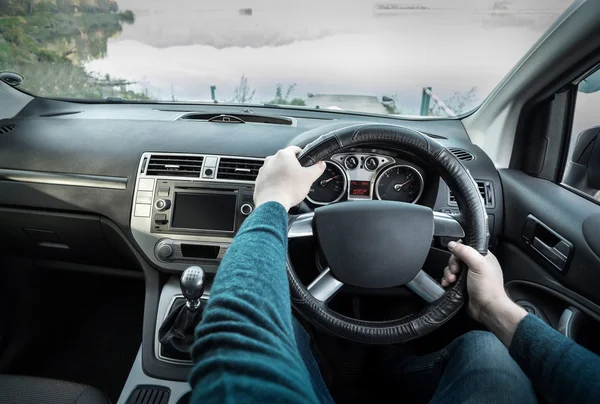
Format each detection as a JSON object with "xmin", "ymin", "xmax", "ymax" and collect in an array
[{"xmin": 172, "ymin": 193, "xmax": 237, "ymax": 231}]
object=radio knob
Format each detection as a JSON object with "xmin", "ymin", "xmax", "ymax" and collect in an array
[
  {"xmin": 240, "ymin": 203, "xmax": 253, "ymax": 216},
  {"xmin": 155, "ymin": 199, "xmax": 171, "ymax": 211},
  {"xmin": 157, "ymin": 242, "xmax": 173, "ymax": 260}
]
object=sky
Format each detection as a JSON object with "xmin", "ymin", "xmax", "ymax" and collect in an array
[{"xmin": 85, "ymin": 0, "xmax": 573, "ymax": 114}]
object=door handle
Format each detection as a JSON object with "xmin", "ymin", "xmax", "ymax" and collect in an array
[
  {"xmin": 522, "ymin": 215, "xmax": 572, "ymax": 272},
  {"xmin": 532, "ymin": 237, "xmax": 567, "ymax": 270},
  {"xmin": 557, "ymin": 306, "xmax": 584, "ymax": 340}
]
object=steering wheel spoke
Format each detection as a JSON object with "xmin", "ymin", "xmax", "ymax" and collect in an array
[
  {"xmin": 433, "ymin": 211, "xmax": 465, "ymax": 238},
  {"xmin": 406, "ymin": 270, "xmax": 445, "ymax": 303},
  {"xmin": 307, "ymin": 267, "xmax": 343, "ymax": 303},
  {"xmin": 289, "ymin": 212, "xmax": 314, "ymax": 239}
]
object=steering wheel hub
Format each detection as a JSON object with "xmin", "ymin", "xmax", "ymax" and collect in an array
[{"xmin": 315, "ymin": 200, "xmax": 433, "ymax": 288}]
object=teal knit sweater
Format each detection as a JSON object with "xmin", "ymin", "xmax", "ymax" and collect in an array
[{"xmin": 189, "ymin": 201, "xmax": 600, "ymax": 403}]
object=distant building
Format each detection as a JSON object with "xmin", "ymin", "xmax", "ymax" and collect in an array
[{"xmin": 305, "ymin": 94, "xmax": 390, "ymax": 114}]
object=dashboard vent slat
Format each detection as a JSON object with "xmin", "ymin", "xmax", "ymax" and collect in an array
[
  {"xmin": 448, "ymin": 147, "xmax": 475, "ymax": 161},
  {"xmin": 180, "ymin": 113, "xmax": 293, "ymax": 126},
  {"xmin": 448, "ymin": 180, "xmax": 495, "ymax": 208},
  {"xmin": 146, "ymin": 155, "xmax": 203, "ymax": 177},
  {"xmin": 217, "ymin": 158, "xmax": 264, "ymax": 182},
  {"xmin": 0, "ymin": 124, "xmax": 16, "ymax": 134}
]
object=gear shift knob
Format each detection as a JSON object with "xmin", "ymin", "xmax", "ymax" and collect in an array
[{"xmin": 180, "ymin": 266, "xmax": 205, "ymax": 310}]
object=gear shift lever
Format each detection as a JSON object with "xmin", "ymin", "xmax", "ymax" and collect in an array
[
  {"xmin": 158, "ymin": 266, "xmax": 206, "ymax": 361},
  {"xmin": 180, "ymin": 266, "xmax": 205, "ymax": 310}
]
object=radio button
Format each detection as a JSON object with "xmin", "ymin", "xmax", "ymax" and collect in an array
[
  {"xmin": 157, "ymin": 186, "xmax": 170, "ymax": 197},
  {"xmin": 134, "ymin": 204, "xmax": 151, "ymax": 217},
  {"xmin": 136, "ymin": 191, "xmax": 153, "ymax": 204},
  {"xmin": 138, "ymin": 178, "xmax": 155, "ymax": 191},
  {"xmin": 154, "ymin": 213, "xmax": 168, "ymax": 224},
  {"xmin": 240, "ymin": 204, "xmax": 253, "ymax": 216},
  {"xmin": 156, "ymin": 199, "xmax": 171, "ymax": 211},
  {"xmin": 157, "ymin": 243, "xmax": 173, "ymax": 260}
]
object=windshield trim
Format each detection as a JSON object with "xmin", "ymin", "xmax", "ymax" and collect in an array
[{"xmin": 27, "ymin": 93, "xmax": 475, "ymax": 121}]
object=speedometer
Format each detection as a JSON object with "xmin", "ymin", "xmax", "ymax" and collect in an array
[
  {"xmin": 307, "ymin": 161, "xmax": 347, "ymax": 205},
  {"xmin": 375, "ymin": 165, "xmax": 424, "ymax": 203}
]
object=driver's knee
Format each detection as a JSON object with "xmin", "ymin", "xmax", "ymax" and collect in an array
[
  {"xmin": 445, "ymin": 331, "xmax": 532, "ymax": 386},
  {"xmin": 449, "ymin": 330, "xmax": 506, "ymax": 357},
  {"xmin": 447, "ymin": 331, "xmax": 514, "ymax": 368},
  {"xmin": 431, "ymin": 331, "xmax": 537, "ymax": 403}
]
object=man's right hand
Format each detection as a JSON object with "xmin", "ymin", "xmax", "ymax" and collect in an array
[
  {"xmin": 253, "ymin": 146, "xmax": 325, "ymax": 211},
  {"xmin": 442, "ymin": 241, "xmax": 527, "ymax": 346}
]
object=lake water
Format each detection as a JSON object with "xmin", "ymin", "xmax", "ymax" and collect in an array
[{"xmin": 85, "ymin": 0, "xmax": 571, "ymax": 114}]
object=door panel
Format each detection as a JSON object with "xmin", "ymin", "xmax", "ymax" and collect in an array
[{"xmin": 498, "ymin": 169, "xmax": 600, "ymax": 309}]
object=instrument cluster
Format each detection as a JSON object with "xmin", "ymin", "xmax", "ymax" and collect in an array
[{"xmin": 306, "ymin": 152, "xmax": 425, "ymax": 206}]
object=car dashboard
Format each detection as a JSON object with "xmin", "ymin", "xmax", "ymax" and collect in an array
[{"xmin": 0, "ymin": 98, "xmax": 502, "ymax": 276}]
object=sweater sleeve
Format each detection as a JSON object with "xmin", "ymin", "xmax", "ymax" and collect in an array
[
  {"xmin": 509, "ymin": 313, "xmax": 600, "ymax": 404},
  {"xmin": 189, "ymin": 201, "xmax": 319, "ymax": 404}
]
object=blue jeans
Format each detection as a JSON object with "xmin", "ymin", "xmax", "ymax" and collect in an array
[{"xmin": 292, "ymin": 320, "xmax": 537, "ymax": 404}]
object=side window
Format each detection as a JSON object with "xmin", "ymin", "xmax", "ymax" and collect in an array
[{"xmin": 563, "ymin": 68, "xmax": 600, "ymax": 202}]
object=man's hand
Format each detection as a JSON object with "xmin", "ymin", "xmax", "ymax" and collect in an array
[
  {"xmin": 254, "ymin": 146, "xmax": 326, "ymax": 211},
  {"xmin": 442, "ymin": 241, "xmax": 507, "ymax": 322},
  {"xmin": 442, "ymin": 241, "xmax": 527, "ymax": 346}
]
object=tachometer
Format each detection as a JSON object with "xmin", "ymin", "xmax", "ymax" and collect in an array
[
  {"xmin": 307, "ymin": 161, "xmax": 347, "ymax": 205},
  {"xmin": 375, "ymin": 165, "xmax": 424, "ymax": 203}
]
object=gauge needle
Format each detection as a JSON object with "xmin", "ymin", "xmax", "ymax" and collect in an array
[
  {"xmin": 320, "ymin": 175, "xmax": 340, "ymax": 187},
  {"xmin": 393, "ymin": 178, "xmax": 413, "ymax": 191}
]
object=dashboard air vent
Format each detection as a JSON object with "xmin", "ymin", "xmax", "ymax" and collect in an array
[
  {"xmin": 217, "ymin": 158, "xmax": 264, "ymax": 182},
  {"xmin": 448, "ymin": 147, "xmax": 475, "ymax": 161},
  {"xmin": 448, "ymin": 180, "xmax": 495, "ymax": 208},
  {"xmin": 0, "ymin": 124, "xmax": 16, "ymax": 134},
  {"xmin": 180, "ymin": 113, "xmax": 293, "ymax": 126},
  {"xmin": 207, "ymin": 114, "xmax": 245, "ymax": 124},
  {"xmin": 146, "ymin": 154, "xmax": 203, "ymax": 177}
]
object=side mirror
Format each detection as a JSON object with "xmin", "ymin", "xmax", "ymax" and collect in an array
[{"xmin": 565, "ymin": 127, "xmax": 600, "ymax": 190}]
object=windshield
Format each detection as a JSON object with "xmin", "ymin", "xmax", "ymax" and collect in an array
[{"xmin": 0, "ymin": 0, "xmax": 571, "ymax": 117}]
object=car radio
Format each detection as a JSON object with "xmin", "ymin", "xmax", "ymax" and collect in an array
[
  {"xmin": 150, "ymin": 180, "xmax": 254, "ymax": 237},
  {"xmin": 149, "ymin": 180, "xmax": 254, "ymax": 263},
  {"xmin": 130, "ymin": 153, "xmax": 262, "ymax": 273}
]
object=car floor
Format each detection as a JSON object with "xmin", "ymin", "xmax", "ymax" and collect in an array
[
  {"xmin": 2, "ymin": 259, "xmax": 476, "ymax": 404},
  {"xmin": 5, "ymin": 266, "xmax": 144, "ymax": 403}
]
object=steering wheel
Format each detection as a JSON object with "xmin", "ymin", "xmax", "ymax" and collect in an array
[{"xmin": 287, "ymin": 123, "xmax": 488, "ymax": 344}]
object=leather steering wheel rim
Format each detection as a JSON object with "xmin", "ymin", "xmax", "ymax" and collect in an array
[{"xmin": 286, "ymin": 123, "xmax": 488, "ymax": 344}]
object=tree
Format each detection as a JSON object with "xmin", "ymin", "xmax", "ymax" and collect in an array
[
  {"xmin": 268, "ymin": 83, "xmax": 305, "ymax": 106},
  {"xmin": 119, "ymin": 10, "xmax": 135, "ymax": 24},
  {"xmin": 56, "ymin": 0, "xmax": 74, "ymax": 14},
  {"xmin": 24, "ymin": 0, "xmax": 34, "ymax": 15},
  {"xmin": 108, "ymin": 1, "xmax": 118, "ymax": 13},
  {"xmin": 431, "ymin": 87, "xmax": 477, "ymax": 116},
  {"xmin": 231, "ymin": 75, "xmax": 255, "ymax": 103}
]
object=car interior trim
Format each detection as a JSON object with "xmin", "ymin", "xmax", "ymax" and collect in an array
[
  {"xmin": 560, "ymin": 182, "xmax": 600, "ymax": 206},
  {"xmin": 405, "ymin": 270, "xmax": 446, "ymax": 303},
  {"xmin": 0, "ymin": 168, "xmax": 127, "ymax": 190},
  {"xmin": 117, "ymin": 349, "xmax": 190, "ymax": 404},
  {"xmin": 432, "ymin": 212, "xmax": 465, "ymax": 238}
]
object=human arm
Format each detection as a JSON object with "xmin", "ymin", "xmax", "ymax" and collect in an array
[
  {"xmin": 444, "ymin": 242, "xmax": 600, "ymax": 403},
  {"xmin": 189, "ymin": 147, "xmax": 325, "ymax": 403}
]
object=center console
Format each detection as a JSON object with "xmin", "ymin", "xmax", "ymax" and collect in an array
[
  {"xmin": 131, "ymin": 152, "xmax": 263, "ymax": 273},
  {"xmin": 120, "ymin": 153, "xmax": 264, "ymax": 403}
]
